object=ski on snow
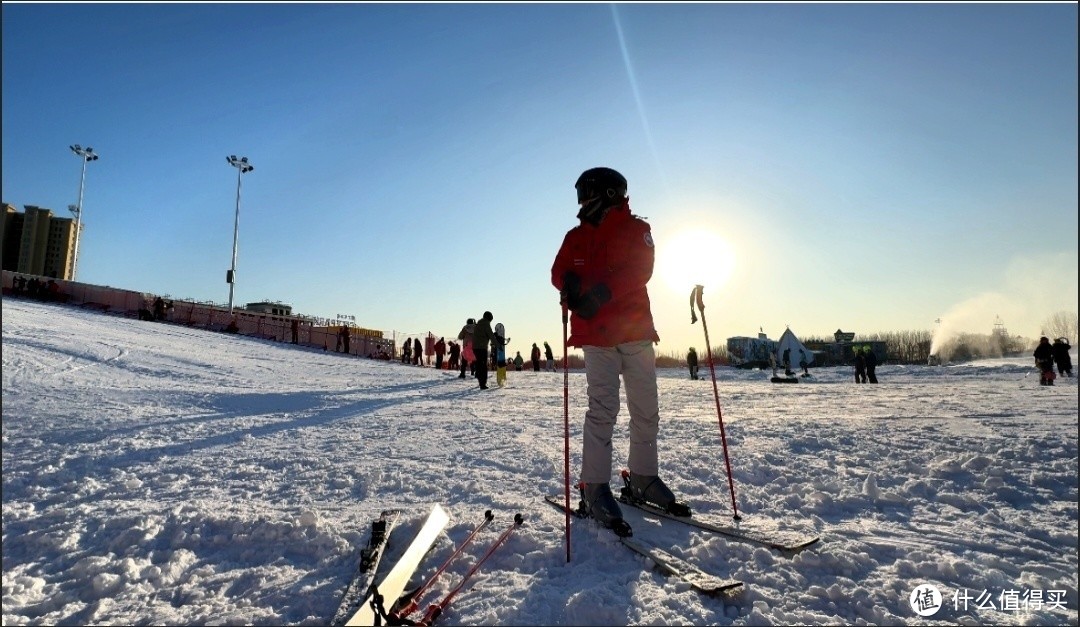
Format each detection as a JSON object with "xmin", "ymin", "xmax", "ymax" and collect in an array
[
  {"xmin": 617, "ymin": 496, "xmax": 819, "ymax": 553},
  {"xmin": 616, "ymin": 473, "xmax": 820, "ymax": 553},
  {"xmin": 543, "ymin": 494, "xmax": 742, "ymax": 596},
  {"xmin": 345, "ymin": 504, "xmax": 451, "ymax": 627},
  {"xmin": 332, "ymin": 509, "xmax": 402, "ymax": 626}
]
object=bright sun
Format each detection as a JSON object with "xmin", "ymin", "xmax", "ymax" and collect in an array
[{"xmin": 655, "ymin": 229, "xmax": 736, "ymax": 294}]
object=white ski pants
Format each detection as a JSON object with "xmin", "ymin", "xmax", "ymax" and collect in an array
[{"xmin": 580, "ymin": 340, "xmax": 661, "ymax": 483}]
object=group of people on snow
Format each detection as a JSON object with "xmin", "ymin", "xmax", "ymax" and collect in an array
[
  {"xmin": 138, "ymin": 296, "xmax": 174, "ymax": 323},
  {"xmin": 1034, "ymin": 336, "xmax": 1073, "ymax": 386},
  {"xmin": 398, "ymin": 336, "xmax": 425, "ymax": 366},
  {"xmin": 451, "ymin": 314, "xmax": 557, "ymax": 389},
  {"xmin": 762, "ymin": 347, "xmax": 813, "ymax": 380},
  {"xmin": 854, "ymin": 347, "xmax": 878, "ymax": 383},
  {"xmin": 8, "ymin": 275, "xmax": 65, "ymax": 303}
]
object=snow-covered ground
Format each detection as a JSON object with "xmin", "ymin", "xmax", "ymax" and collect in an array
[{"xmin": 3, "ymin": 298, "xmax": 1077, "ymax": 626}]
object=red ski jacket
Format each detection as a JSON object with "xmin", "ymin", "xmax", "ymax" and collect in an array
[{"xmin": 551, "ymin": 200, "xmax": 659, "ymax": 348}]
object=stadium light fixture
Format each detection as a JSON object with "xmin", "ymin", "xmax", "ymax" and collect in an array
[{"xmin": 225, "ymin": 155, "xmax": 254, "ymax": 312}]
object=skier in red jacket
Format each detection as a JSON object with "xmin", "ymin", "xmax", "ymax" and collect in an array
[{"xmin": 551, "ymin": 167, "xmax": 689, "ymax": 537}]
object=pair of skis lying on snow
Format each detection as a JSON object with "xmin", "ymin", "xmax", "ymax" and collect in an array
[
  {"xmin": 543, "ymin": 474, "xmax": 820, "ymax": 596},
  {"xmin": 332, "ymin": 505, "xmax": 523, "ymax": 627}
]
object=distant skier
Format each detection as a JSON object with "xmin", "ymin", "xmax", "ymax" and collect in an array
[
  {"xmin": 1034, "ymin": 336, "xmax": 1055, "ymax": 386},
  {"xmin": 854, "ymin": 348, "xmax": 867, "ymax": 384},
  {"xmin": 472, "ymin": 312, "xmax": 495, "ymax": 389},
  {"xmin": 798, "ymin": 349, "xmax": 811, "ymax": 377},
  {"xmin": 339, "ymin": 326, "xmax": 351, "ymax": 355},
  {"xmin": 457, "ymin": 318, "xmax": 476, "ymax": 379},
  {"xmin": 434, "ymin": 337, "xmax": 446, "ymax": 370},
  {"xmin": 687, "ymin": 347, "xmax": 699, "ymax": 380},
  {"xmin": 782, "ymin": 348, "xmax": 793, "ymax": 377},
  {"xmin": 494, "ymin": 324, "xmax": 509, "ymax": 387},
  {"xmin": 864, "ymin": 348, "xmax": 877, "ymax": 383},
  {"xmin": 530, "ymin": 343, "xmax": 542, "ymax": 372},
  {"xmin": 544, "ymin": 341, "xmax": 555, "ymax": 372},
  {"xmin": 1052, "ymin": 338, "xmax": 1072, "ymax": 378},
  {"xmin": 447, "ymin": 341, "xmax": 460, "ymax": 372}
]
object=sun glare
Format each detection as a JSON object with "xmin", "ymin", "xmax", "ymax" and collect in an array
[{"xmin": 655, "ymin": 229, "xmax": 736, "ymax": 294}]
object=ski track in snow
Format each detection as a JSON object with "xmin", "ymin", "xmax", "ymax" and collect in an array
[{"xmin": 2, "ymin": 298, "xmax": 1077, "ymax": 626}]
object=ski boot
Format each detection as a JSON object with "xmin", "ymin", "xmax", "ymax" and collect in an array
[
  {"xmin": 621, "ymin": 470, "xmax": 692, "ymax": 517},
  {"xmin": 578, "ymin": 482, "xmax": 632, "ymax": 537}
]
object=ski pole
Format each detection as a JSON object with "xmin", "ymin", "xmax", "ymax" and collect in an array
[
  {"xmin": 389, "ymin": 510, "xmax": 495, "ymax": 621},
  {"xmin": 561, "ymin": 302, "xmax": 572, "ymax": 563},
  {"xmin": 416, "ymin": 514, "xmax": 525, "ymax": 627},
  {"xmin": 691, "ymin": 285, "xmax": 741, "ymax": 520}
]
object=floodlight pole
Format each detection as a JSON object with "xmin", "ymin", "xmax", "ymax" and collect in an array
[
  {"xmin": 69, "ymin": 144, "xmax": 98, "ymax": 280},
  {"xmin": 226, "ymin": 155, "xmax": 254, "ymax": 313}
]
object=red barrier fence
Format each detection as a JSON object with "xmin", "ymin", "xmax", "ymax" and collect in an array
[{"xmin": 2, "ymin": 270, "xmax": 393, "ymax": 358}]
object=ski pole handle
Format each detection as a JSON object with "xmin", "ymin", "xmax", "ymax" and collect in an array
[{"xmin": 690, "ymin": 285, "xmax": 705, "ymax": 324}]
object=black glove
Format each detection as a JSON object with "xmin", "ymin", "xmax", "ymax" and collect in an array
[
  {"xmin": 561, "ymin": 271, "xmax": 582, "ymax": 306},
  {"xmin": 561, "ymin": 278, "xmax": 613, "ymax": 323},
  {"xmin": 562, "ymin": 271, "xmax": 611, "ymax": 320},
  {"xmin": 573, "ymin": 284, "xmax": 611, "ymax": 319}
]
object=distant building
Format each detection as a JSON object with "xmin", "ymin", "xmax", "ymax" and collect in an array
[
  {"xmin": 1, "ymin": 203, "xmax": 78, "ymax": 280},
  {"xmin": 833, "ymin": 329, "xmax": 856, "ymax": 343},
  {"xmin": 803, "ymin": 330, "xmax": 887, "ymax": 366},
  {"xmin": 726, "ymin": 332, "xmax": 777, "ymax": 369},
  {"xmin": 245, "ymin": 301, "xmax": 293, "ymax": 316},
  {"xmin": 728, "ymin": 327, "xmax": 887, "ymax": 368}
]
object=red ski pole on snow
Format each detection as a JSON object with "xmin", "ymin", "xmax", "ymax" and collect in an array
[
  {"xmin": 690, "ymin": 285, "xmax": 741, "ymax": 520},
  {"xmin": 561, "ymin": 302, "xmax": 572, "ymax": 563},
  {"xmin": 416, "ymin": 514, "xmax": 525, "ymax": 627},
  {"xmin": 389, "ymin": 509, "xmax": 495, "ymax": 621}
]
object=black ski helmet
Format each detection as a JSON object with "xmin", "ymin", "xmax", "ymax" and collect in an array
[
  {"xmin": 575, "ymin": 167, "xmax": 627, "ymax": 225},
  {"xmin": 575, "ymin": 167, "xmax": 627, "ymax": 205}
]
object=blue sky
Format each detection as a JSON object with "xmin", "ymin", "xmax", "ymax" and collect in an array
[{"xmin": 3, "ymin": 3, "xmax": 1077, "ymax": 355}]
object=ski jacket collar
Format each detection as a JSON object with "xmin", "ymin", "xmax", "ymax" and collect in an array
[{"xmin": 579, "ymin": 198, "xmax": 631, "ymax": 227}]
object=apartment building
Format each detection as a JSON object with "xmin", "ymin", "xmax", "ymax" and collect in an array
[{"xmin": 1, "ymin": 203, "xmax": 78, "ymax": 280}]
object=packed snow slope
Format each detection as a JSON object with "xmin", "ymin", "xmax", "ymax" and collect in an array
[{"xmin": 2, "ymin": 298, "xmax": 1077, "ymax": 626}]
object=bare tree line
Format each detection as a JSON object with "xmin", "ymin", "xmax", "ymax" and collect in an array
[{"xmin": 1041, "ymin": 311, "xmax": 1078, "ymax": 344}]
